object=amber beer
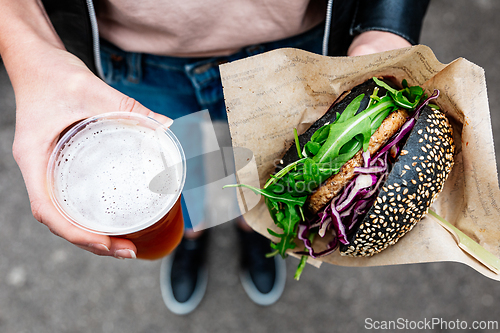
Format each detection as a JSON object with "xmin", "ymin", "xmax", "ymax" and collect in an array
[
  {"xmin": 47, "ymin": 112, "xmax": 186, "ymax": 259},
  {"xmin": 121, "ymin": 196, "xmax": 184, "ymax": 259}
]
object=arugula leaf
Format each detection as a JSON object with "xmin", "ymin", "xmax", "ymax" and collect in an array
[
  {"xmin": 366, "ymin": 87, "xmax": 380, "ymax": 109},
  {"xmin": 339, "ymin": 135, "xmax": 363, "ymax": 155},
  {"xmin": 310, "ymin": 124, "xmax": 331, "ymax": 144},
  {"xmin": 266, "ymin": 196, "xmax": 306, "ymax": 257},
  {"xmin": 263, "ymin": 157, "xmax": 306, "ymax": 189},
  {"xmin": 373, "ymin": 77, "xmax": 424, "ymax": 109},
  {"xmin": 302, "ymin": 158, "xmax": 322, "ymax": 189},
  {"xmin": 224, "ymin": 183, "xmax": 306, "ymax": 206},
  {"xmin": 313, "ymin": 97, "xmax": 395, "ymax": 164},
  {"xmin": 224, "ymin": 182, "xmax": 307, "ymax": 258},
  {"xmin": 373, "ymin": 77, "xmax": 398, "ymax": 95},
  {"xmin": 336, "ymin": 94, "xmax": 364, "ymax": 123},
  {"xmin": 370, "ymin": 106, "xmax": 393, "ymax": 135},
  {"xmin": 294, "ymin": 232, "xmax": 314, "ymax": 280},
  {"xmin": 295, "ymin": 255, "xmax": 308, "ymax": 280},
  {"xmin": 305, "ymin": 141, "xmax": 321, "ymax": 156},
  {"xmin": 294, "ymin": 128, "xmax": 303, "ymax": 159}
]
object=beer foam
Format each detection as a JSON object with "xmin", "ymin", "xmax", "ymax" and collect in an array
[{"xmin": 52, "ymin": 117, "xmax": 184, "ymax": 234}]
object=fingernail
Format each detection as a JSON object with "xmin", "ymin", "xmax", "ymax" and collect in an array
[
  {"xmin": 164, "ymin": 118, "xmax": 174, "ymax": 127},
  {"xmin": 114, "ymin": 249, "xmax": 137, "ymax": 259},
  {"xmin": 90, "ymin": 243, "xmax": 110, "ymax": 252}
]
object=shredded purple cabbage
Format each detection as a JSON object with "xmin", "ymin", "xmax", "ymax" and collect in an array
[
  {"xmin": 297, "ymin": 151, "xmax": 388, "ymax": 257},
  {"xmin": 297, "ymin": 224, "xmax": 339, "ymax": 258},
  {"xmin": 329, "ymin": 198, "xmax": 348, "ymax": 244}
]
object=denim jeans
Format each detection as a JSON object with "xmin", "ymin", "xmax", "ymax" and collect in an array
[{"xmin": 100, "ymin": 23, "xmax": 324, "ymax": 230}]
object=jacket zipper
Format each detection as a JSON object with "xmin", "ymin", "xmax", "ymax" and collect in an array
[
  {"xmin": 322, "ymin": 0, "xmax": 334, "ymax": 56},
  {"xmin": 86, "ymin": 0, "xmax": 104, "ymax": 79}
]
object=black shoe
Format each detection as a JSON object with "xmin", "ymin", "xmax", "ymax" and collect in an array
[
  {"xmin": 237, "ymin": 227, "xmax": 286, "ymax": 306},
  {"xmin": 160, "ymin": 232, "xmax": 209, "ymax": 315}
]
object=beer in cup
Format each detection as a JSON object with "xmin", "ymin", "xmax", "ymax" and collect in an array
[{"xmin": 47, "ymin": 112, "xmax": 186, "ymax": 259}]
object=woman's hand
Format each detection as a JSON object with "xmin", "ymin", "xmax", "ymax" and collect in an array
[
  {"xmin": 1, "ymin": 1, "xmax": 172, "ymax": 258},
  {"xmin": 347, "ymin": 30, "xmax": 412, "ymax": 57},
  {"xmin": 11, "ymin": 46, "xmax": 171, "ymax": 259}
]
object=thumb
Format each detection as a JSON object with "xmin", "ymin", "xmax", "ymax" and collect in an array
[{"xmin": 100, "ymin": 86, "xmax": 174, "ymax": 127}]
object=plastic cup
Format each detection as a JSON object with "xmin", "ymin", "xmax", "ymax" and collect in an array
[{"xmin": 47, "ymin": 112, "xmax": 186, "ymax": 259}]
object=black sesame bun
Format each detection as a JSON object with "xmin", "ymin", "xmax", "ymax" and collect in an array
[{"xmin": 339, "ymin": 105, "xmax": 454, "ymax": 256}]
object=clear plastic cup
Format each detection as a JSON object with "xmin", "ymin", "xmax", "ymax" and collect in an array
[{"xmin": 47, "ymin": 112, "xmax": 186, "ymax": 259}]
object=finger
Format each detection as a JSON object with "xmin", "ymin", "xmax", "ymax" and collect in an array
[
  {"xmin": 118, "ymin": 95, "xmax": 174, "ymax": 126},
  {"xmin": 144, "ymin": 110, "xmax": 174, "ymax": 128},
  {"xmin": 77, "ymin": 237, "xmax": 137, "ymax": 259},
  {"xmin": 95, "ymin": 85, "xmax": 174, "ymax": 127},
  {"xmin": 37, "ymin": 199, "xmax": 114, "ymax": 253},
  {"xmin": 15, "ymin": 139, "xmax": 137, "ymax": 257},
  {"xmin": 60, "ymin": 76, "xmax": 175, "ymax": 128},
  {"xmin": 43, "ymin": 204, "xmax": 138, "ymax": 258},
  {"xmin": 77, "ymin": 244, "xmax": 111, "ymax": 256},
  {"xmin": 109, "ymin": 237, "xmax": 138, "ymax": 259},
  {"xmin": 347, "ymin": 31, "xmax": 412, "ymax": 57},
  {"xmin": 37, "ymin": 198, "xmax": 138, "ymax": 257}
]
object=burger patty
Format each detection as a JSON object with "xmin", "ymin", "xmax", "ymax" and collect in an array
[{"xmin": 306, "ymin": 109, "xmax": 409, "ymax": 214}]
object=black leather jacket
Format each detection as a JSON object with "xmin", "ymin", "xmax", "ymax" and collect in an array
[{"xmin": 41, "ymin": 0, "xmax": 430, "ymax": 76}]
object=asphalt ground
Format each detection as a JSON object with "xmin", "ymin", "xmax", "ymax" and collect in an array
[{"xmin": 1, "ymin": 0, "xmax": 500, "ymax": 332}]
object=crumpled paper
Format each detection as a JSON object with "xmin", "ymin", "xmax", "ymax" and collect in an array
[{"xmin": 219, "ymin": 45, "xmax": 500, "ymax": 281}]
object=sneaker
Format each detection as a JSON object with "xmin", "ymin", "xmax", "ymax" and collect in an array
[
  {"xmin": 160, "ymin": 232, "xmax": 209, "ymax": 315},
  {"xmin": 237, "ymin": 227, "xmax": 286, "ymax": 306}
]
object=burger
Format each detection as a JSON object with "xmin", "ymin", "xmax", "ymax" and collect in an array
[{"xmin": 229, "ymin": 77, "xmax": 455, "ymax": 279}]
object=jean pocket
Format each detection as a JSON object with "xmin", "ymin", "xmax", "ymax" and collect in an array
[{"xmin": 100, "ymin": 48, "xmax": 127, "ymax": 84}]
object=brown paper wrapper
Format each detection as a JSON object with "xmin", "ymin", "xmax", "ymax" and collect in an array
[{"xmin": 219, "ymin": 45, "xmax": 500, "ymax": 281}]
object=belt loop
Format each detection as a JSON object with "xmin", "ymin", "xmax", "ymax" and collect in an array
[
  {"xmin": 245, "ymin": 44, "xmax": 265, "ymax": 56},
  {"xmin": 126, "ymin": 52, "xmax": 142, "ymax": 83}
]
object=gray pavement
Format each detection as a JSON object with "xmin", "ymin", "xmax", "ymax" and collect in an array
[{"xmin": 1, "ymin": 1, "xmax": 500, "ymax": 332}]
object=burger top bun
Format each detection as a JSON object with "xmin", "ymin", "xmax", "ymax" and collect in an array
[{"xmin": 340, "ymin": 105, "xmax": 455, "ymax": 257}]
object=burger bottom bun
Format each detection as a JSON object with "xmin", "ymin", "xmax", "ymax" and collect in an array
[{"xmin": 339, "ymin": 106, "xmax": 455, "ymax": 257}]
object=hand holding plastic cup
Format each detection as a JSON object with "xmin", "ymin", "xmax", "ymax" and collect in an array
[{"xmin": 47, "ymin": 112, "xmax": 186, "ymax": 260}]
